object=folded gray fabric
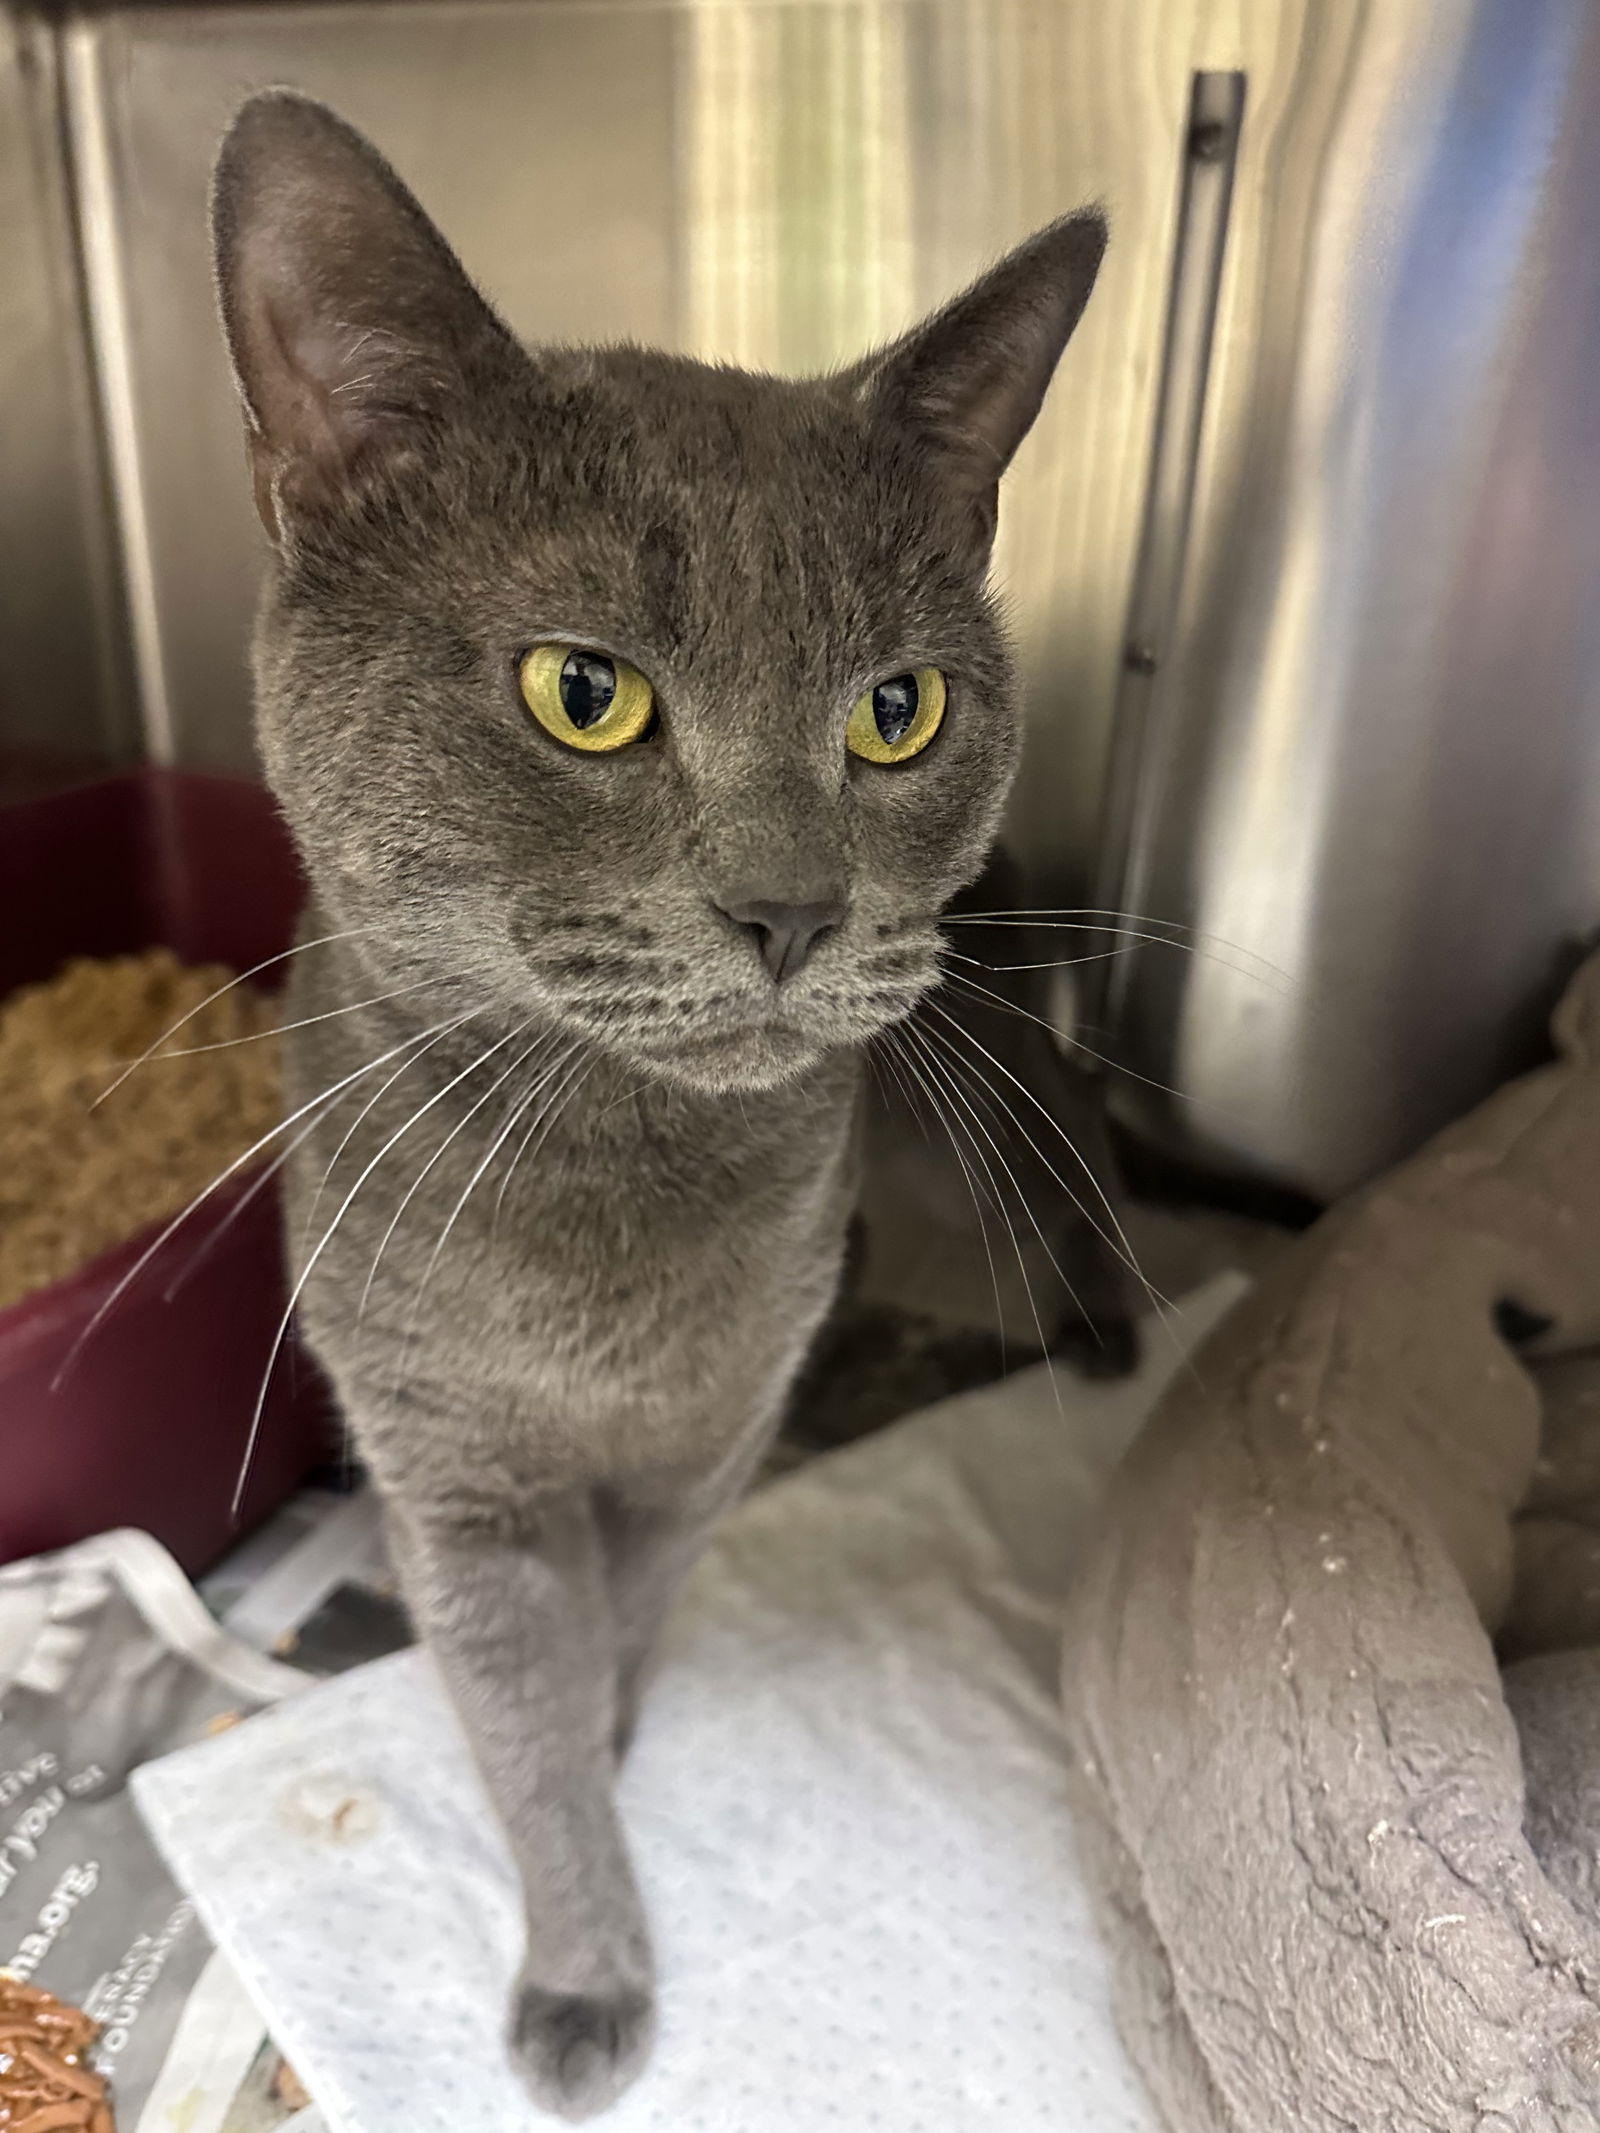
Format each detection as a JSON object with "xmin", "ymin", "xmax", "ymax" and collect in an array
[{"xmin": 1062, "ymin": 953, "xmax": 1600, "ymax": 2132}]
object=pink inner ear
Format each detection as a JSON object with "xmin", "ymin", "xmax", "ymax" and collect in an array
[
  {"xmin": 226, "ymin": 166, "xmax": 443, "ymax": 476},
  {"xmin": 296, "ymin": 320, "xmax": 426, "ymax": 441},
  {"xmin": 215, "ymin": 94, "xmax": 523, "ymax": 535},
  {"xmin": 238, "ymin": 289, "xmax": 409, "ymax": 536},
  {"xmin": 257, "ymin": 300, "xmax": 349, "ymax": 462},
  {"xmin": 239, "ymin": 268, "xmax": 438, "ymax": 537}
]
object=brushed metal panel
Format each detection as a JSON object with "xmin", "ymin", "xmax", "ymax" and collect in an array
[
  {"xmin": 1100, "ymin": 0, "xmax": 1600, "ymax": 1197},
  {"xmin": 0, "ymin": 6, "xmax": 134, "ymax": 767}
]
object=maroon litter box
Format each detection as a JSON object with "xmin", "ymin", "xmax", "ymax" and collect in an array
[{"xmin": 0, "ymin": 769, "xmax": 336, "ymax": 1573}]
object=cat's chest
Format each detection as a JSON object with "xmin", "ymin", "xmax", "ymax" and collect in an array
[{"xmin": 288, "ymin": 1032, "xmax": 858, "ymax": 1478}]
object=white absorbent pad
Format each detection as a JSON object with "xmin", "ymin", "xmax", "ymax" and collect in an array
[{"xmin": 133, "ymin": 1281, "xmax": 1242, "ymax": 2133}]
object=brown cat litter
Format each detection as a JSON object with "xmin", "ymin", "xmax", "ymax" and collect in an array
[
  {"xmin": 0, "ymin": 951, "xmax": 282, "ymax": 1309},
  {"xmin": 0, "ymin": 1974, "xmax": 114, "ymax": 2131}
]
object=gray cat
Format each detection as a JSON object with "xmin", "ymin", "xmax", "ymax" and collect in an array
[{"xmin": 212, "ymin": 91, "xmax": 1109, "ymax": 2118}]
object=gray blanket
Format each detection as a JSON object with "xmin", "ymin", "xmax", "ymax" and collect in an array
[{"xmin": 1062, "ymin": 954, "xmax": 1600, "ymax": 2131}]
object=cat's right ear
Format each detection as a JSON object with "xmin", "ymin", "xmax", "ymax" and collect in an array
[
  {"xmin": 212, "ymin": 91, "xmax": 518, "ymax": 541},
  {"xmin": 844, "ymin": 210, "xmax": 1107, "ymax": 547}
]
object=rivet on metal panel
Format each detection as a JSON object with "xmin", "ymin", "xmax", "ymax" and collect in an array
[{"xmin": 1187, "ymin": 117, "xmax": 1233, "ymax": 164}]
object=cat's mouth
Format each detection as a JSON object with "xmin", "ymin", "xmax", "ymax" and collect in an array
[
  {"xmin": 619, "ymin": 982, "xmax": 928, "ymax": 1092},
  {"xmin": 526, "ymin": 935, "xmax": 938, "ymax": 1093}
]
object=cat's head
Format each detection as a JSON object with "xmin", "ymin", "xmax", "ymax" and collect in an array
[{"xmin": 213, "ymin": 92, "xmax": 1103, "ymax": 1093}]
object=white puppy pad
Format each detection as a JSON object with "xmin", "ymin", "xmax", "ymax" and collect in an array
[{"xmin": 135, "ymin": 1283, "xmax": 1241, "ymax": 2132}]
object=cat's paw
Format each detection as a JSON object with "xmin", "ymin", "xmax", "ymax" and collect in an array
[{"xmin": 509, "ymin": 1977, "xmax": 655, "ymax": 2120}]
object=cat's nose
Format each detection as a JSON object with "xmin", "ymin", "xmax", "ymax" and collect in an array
[{"xmin": 714, "ymin": 894, "xmax": 846, "ymax": 983}]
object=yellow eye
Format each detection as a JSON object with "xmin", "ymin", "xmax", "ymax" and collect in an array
[
  {"xmin": 519, "ymin": 644, "xmax": 656, "ymax": 753},
  {"xmin": 846, "ymin": 667, "xmax": 947, "ymax": 764}
]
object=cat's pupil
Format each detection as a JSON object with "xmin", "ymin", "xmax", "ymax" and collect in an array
[
  {"xmin": 559, "ymin": 651, "xmax": 617, "ymax": 728},
  {"xmin": 872, "ymin": 673, "xmax": 919, "ymax": 746}
]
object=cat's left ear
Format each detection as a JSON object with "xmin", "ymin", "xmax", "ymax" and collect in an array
[
  {"xmin": 846, "ymin": 210, "xmax": 1107, "ymax": 542},
  {"xmin": 212, "ymin": 90, "xmax": 521, "ymax": 540}
]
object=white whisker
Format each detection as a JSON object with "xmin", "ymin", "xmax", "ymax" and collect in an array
[
  {"xmin": 91, "ymin": 927, "xmax": 369, "ymax": 1108},
  {"xmin": 133, "ymin": 977, "xmax": 449, "ymax": 1062},
  {"xmin": 872, "ymin": 1028, "xmax": 932, "ymax": 1146},
  {"xmin": 942, "ymin": 943, "xmax": 1133, "ymax": 974},
  {"xmin": 921, "ymin": 999, "xmax": 1198, "ymax": 1386},
  {"xmin": 403, "ymin": 1038, "xmax": 578, "ymax": 1335},
  {"xmin": 941, "ymin": 905, "xmax": 1296, "ymax": 988},
  {"xmin": 162, "ymin": 1111, "xmax": 323, "ymax": 1303},
  {"xmin": 53, "ymin": 1020, "xmax": 438, "ymax": 1390},
  {"xmin": 885, "ymin": 1026, "xmax": 1008, "ymax": 1369},
  {"xmin": 923, "ymin": 992, "xmax": 1162, "ymax": 1301},
  {"xmin": 495, "ymin": 1049, "xmax": 592, "ymax": 1225},
  {"xmin": 354, "ymin": 1028, "xmax": 547, "ymax": 1326},
  {"xmin": 942, "ymin": 921, "xmax": 1300, "ymax": 1001},
  {"xmin": 939, "ymin": 961, "xmax": 1263, "ymax": 1131},
  {"xmin": 916, "ymin": 1019, "xmax": 1083, "ymax": 1301},
  {"xmin": 298, "ymin": 1007, "xmax": 483, "ymax": 1254},
  {"xmin": 232, "ymin": 1023, "xmax": 530, "ymax": 1519},
  {"xmin": 903, "ymin": 1022, "xmax": 1060, "ymax": 1407}
]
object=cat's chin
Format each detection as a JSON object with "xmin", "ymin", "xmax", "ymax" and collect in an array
[{"xmin": 629, "ymin": 1021, "xmax": 831, "ymax": 1096}]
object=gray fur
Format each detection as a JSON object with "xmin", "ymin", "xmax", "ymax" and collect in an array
[{"xmin": 212, "ymin": 90, "xmax": 1108, "ymax": 2117}]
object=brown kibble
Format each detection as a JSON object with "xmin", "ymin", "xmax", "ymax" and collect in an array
[
  {"xmin": 13, "ymin": 2107, "xmax": 98, "ymax": 2133},
  {"xmin": 0, "ymin": 1975, "xmax": 114, "ymax": 2130},
  {"xmin": 0, "ymin": 950, "xmax": 281, "ymax": 1310},
  {"xmin": 17, "ymin": 2049, "xmax": 99, "ymax": 2099}
]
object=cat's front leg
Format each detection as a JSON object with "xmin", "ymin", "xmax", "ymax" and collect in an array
[
  {"xmin": 386, "ymin": 1491, "xmax": 655, "ymax": 2120},
  {"xmin": 599, "ymin": 1431, "xmax": 776, "ymax": 1760}
]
